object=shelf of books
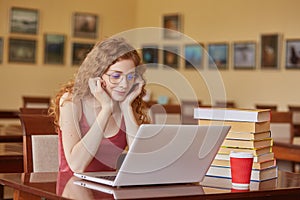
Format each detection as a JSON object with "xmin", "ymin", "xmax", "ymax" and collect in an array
[{"xmin": 194, "ymin": 107, "xmax": 278, "ymax": 182}]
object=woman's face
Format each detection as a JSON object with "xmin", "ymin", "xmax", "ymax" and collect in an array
[{"xmin": 101, "ymin": 59, "xmax": 136, "ymax": 101}]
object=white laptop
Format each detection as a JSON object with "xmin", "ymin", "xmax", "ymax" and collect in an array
[
  {"xmin": 74, "ymin": 124, "xmax": 230, "ymax": 187},
  {"xmin": 73, "ymin": 179, "xmax": 205, "ymax": 199}
]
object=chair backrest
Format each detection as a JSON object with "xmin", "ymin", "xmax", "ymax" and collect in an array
[
  {"xmin": 181, "ymin": 100, "xmax": 201, "ymax": 125},
  {"xmin": 19, "ymin": 113, "xmax": 58, "ymax": 173},
  {"xmin": 255, "ymin": 104, "xmax": 277, "ymax": 111},
  {"xmin": 288, "ymin": 105, "xmax": 300, "ymax": 138},
  {"xmin": 22, "ymin": 96, "xmax": 51, "ymax": 108},
  {"xmin": 149, "ymin": 104, "xmax": 181, "ymax": 124},
  {"xmin": 19, "ymin": 107, "xmax": 49, "ymax": 115},
  {"xmin": 270, "ymin": 111, "xmax": 294, "ymax": 144},
  {"xmin": 288, "ymin": 105, "xmax": 300, "ymax": 125}
]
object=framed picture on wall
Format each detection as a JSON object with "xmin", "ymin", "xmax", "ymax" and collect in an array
[
  {"xmin": 260, "ymin": 33, "xmax": 281, "ymax": 69},
  {"xmin": 73, "ymin": 12, "xmax": 98, "ymax": 38},
  {"xmin": 208, "ymin": 43, "xmax": 228, "ymax": 69},
  {"xmin": 72, "ymin": 42, "xmax": 94, "ymax": 65},
  {"xmin": 184, "ymin": 43, "xmax": 204, "ymax": 69},
  {"xmin": 0, "ymin": 38, "xmax": 3, "ymax": 63},
  {"xmin": 10, "ymin": 7, "xmax": 39, "ymax": 34},
  {"xmin": 162, "ymin": 14, "xmax": 182, "ymax": 39},
  {"xmin": 163, "ymin": 45, "xmax": 179, "ymax": 69},
  {"xmin": 285, "ymin": 39, "xmax": 300, "ymax": 69},
  {"xmin": 8, "ymin": 38, "xmax": 36, "ymax": 63},
  {"xmin": 233, "ymin": 42, "xmax": 256, "ymax": 69},
  {"xmin": 141, "ymin": 45, "xmax": 159, "ymax": 67},
  {"xmin": 44, "ymin": 34, "xmax": 65, "ymax": 65}
]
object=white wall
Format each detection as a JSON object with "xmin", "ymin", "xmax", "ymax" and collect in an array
[
  {"xmin": 0, "ymin": 0, "xmax": 137, "ymax": 109},
  {"xmin": 135, "ymin": 0, "xmax": 300, "ymax": 110}
]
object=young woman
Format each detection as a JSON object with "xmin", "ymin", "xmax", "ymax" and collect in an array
[{"xmin": 50, "ymin": 37, "xmax": 149, "ymax": 173}]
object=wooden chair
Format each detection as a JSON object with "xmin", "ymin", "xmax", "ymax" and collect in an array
[
  {"xmin": 149, "ymin": 104, "xmax": 181, "ymax": 124},
  {"xmin": 270, "ymin": 111, "xmax": 294, "ymax": 144},
  {"xmin": 19, "ymin": 107, "xmax": 49, "ymax": 115},
  {"xmin": 214, "ymin": 101, "xmax": 235, "ymax": 108},
  {"xmin": 270, "ymin": 111, "xmax": 295, "ymax": 172},
  {"xmin": 181, "ymin": 100, "xmax": 201, "ymax": 125},
  {"xmin": 255, "ymin": 104, "xmax": 277, "ymax": 111},
  {"xmin": 19, "ymin": 113, "xmax": 58, "ymax": 173},
  {"xmin": 145, "ymin": 100, "xmax": 157, "ymax": 108},
  {"xmin": 22, "ymin": 96, "xmax": 51, "ymax": 108},
  {"xmin": 288, "ymin": 105, "xmax": 300, "ymax": 138}
]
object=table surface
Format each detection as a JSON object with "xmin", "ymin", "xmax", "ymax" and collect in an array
[{"xmin": 1, "ymin": 170, "xmax": 300, "ymax": 200}]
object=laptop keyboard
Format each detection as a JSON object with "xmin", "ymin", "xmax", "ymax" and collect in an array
[{"xmin": 95, "ymin": 175, "xmax": 116, "ymax": 181}]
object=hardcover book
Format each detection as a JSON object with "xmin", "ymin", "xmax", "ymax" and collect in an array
[
  {"xmin": 194, "ymin": 108, "xmax": 271, "ymax": 122},
  {"xmin": 215, "ymin": 152, "xmax": 274, "ymax": 163},
  {"xmin": 217, "ymin": 145, "xmax": 273, "ymax": 156},
  {"xmin": 212, "ymin": 159, "xmax": 275, "ymax": 170},
  {"xmin": 221, "ymin": 138, "xmax": 273, "ymax": 149},
  {"xmin": 202, "ymin": 175, "xmax": 277, "ymax": 190},
  {"xmin": 225, "ymin": 131, "xmax": 271, "ymax": 140},
  {"xmin": 205, "ymin": 165, "xmax": 278, "ymax": 182},
  {"xmin": 199, "ymin": 119, "xmax": 270, "ymax": 133}
]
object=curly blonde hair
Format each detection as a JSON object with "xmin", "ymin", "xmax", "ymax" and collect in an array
[{"xmin": 49, "ymin": 37, "xmax": 150, "ymax": 128}]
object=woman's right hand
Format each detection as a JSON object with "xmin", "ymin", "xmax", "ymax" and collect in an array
[{"xmin": 88, "ymin": 77, "xmax": 113, "ymax": 111}]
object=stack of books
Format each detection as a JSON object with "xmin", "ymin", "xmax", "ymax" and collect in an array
[{"xmin": 194, "ymin": 107, "xmax": 278, "ymax": 182}]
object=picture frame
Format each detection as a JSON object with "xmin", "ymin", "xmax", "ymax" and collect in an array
[
  {"xmin": 285, "ymin": 39, "xmax": 300, "ymax": 69},
  {"xmin": 162, "ymin": 14, "xmax": 182, "ymax": 39},
  {"xmin": 141, "ymin": 45, "xmax": 159, "ymax": 67},
  {"xmin": 163, "ymin": 45, "xmax": 179, "ymax": 69},
  {"xmin": 184, "ymin": 43, "xmax": 204, "ymax": 69},
  {"xmin": 260, "ymin": 33, "xmax": 281, "ymax": 69},
  {"xmin": 73, "ymin": 12, "xmax": 98, "ymax": 38},
  {"xmin": 44, "ymin": 34, "xmax": 65, "ymax": 65},
  {"xmin": 8, "ymin": 38, "xmax": 36, "ymax": 63},
  {"xmin": 208, "ymin": 43, "xmax": 229, "ymax": 69},
  {"xmin": 233, "ymin": 42, "xmax": 256, "ymax": 69},
  {"xmin": 72, "ymin": 42, "xmax": 94, "ymax": 65},
  {"xmin": 0, "ymin": 38, "xmax": 3, "ymax": 63},
  {"xmin": 10, "ymin": 7, "xmax": 39, "ymax": 34}
]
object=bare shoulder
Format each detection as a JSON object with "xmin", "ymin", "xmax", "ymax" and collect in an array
[
  {"xmin": 60, "ymin": 92, "xmax": 73, "ymax": 105},
  {"xmin": 59, "ymin": 92, "xmax": 82, "ymax": 118}
]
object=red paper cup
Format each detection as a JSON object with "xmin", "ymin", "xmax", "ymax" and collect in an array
[{"xmin": 230, "ymin": 151, "xmax": 253, "ymax": 189}]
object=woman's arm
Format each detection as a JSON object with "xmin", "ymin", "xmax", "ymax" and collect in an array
[
  {"xmin": 59, "ymin": 93, "xmax": 112, "ymax": 172},
  {"xmin": 119, "ymin": 77, "xmax": 145, "ymax": 146},
  {"xmin": 121, "ymin": 104, "xmax": 139, "ymax": 147}
]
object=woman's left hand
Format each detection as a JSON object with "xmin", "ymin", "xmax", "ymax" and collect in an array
[{"xmin": 119, "ymin": 75, "xmax": 145, "ymax": 110}]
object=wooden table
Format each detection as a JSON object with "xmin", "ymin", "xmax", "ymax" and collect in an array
[
  {"xmin": 0, "ymin": 110, "xmax": 19, "ymax": 119},
  {"xmin": 0, "ymin": 143, "xmax": 23, "ymax": 173},
  {"xmin": 0, "ymin": 143, "xmax": 23, "ymax": 199},
  {"xmin": 0, "ymin": 110, "xmax": 22, "ymax": 143},
  {"xmin": 0, "ymin": 110, "xmax": 23, "ymax": 173},
  {"xmin": 1, "ymin": 170, "xmax": 300, "ymax": 200}
]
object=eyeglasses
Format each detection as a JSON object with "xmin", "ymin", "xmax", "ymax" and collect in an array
[{"xmin": 104, "ymin": 71, "xmax": 137, "ymax": 84}]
